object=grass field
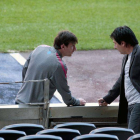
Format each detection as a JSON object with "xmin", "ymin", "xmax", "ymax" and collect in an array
[{"xmin": 0, "ymin": 0, "xmax": 140, "ymax": 52}]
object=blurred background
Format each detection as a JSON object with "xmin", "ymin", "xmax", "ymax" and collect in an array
[{"xmin": 1, "ymin": 0, "xmax": 140, "ymax": 52}]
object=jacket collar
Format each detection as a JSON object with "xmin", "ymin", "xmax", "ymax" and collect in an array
[
  {"xmin": 131, "ymin": 44, "xmax": 139, "ymax": 55},
  {"xmin": 130, "ymin": 44, "xmax": 139, "ymax": 66},
  {"xmin": 56, "ymin": 49, "xmax": 62, "ymax": 58},
  {"xmin": 121, "ymin": 44, "xmax": 139, "ymax": 74}
]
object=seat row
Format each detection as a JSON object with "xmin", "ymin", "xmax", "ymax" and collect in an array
[{"xmin": 0, "ymin": 122, "xmax": 139, "ymax": 140}]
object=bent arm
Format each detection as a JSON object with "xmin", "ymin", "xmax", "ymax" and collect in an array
[
  {"xmin": 51, "ymin": 66, "xmax": 80, "ymax": 106},
  {"xmin": 103, "ymin": 76, "xmax": 121, "ymax": 104},
  {"xmin": 22, "ymin": 52, "xmax": 32, "ymax": 80}
]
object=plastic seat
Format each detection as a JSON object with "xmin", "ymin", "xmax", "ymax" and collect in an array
[
  {"xmin": 73, "ymin": 134, "xmax": 119, "ymax": 140},
  {"xmin": 90, "ymin": 127, "xmax": 134, "ymax": 140},
  {"xmin": 0, "ymin": 137, "xmax": 4, "ymax": 140},
  {"xmin": 37, "ymin": 128, "xmax": 80, "ymax": 140},
  {"xmin": 17, "ymin": 134, "xmax": 62, "ymax": 140},
  {"xmin": 54, "ymin": 122, "xmax": 96, "ymax": 135},
  {"xmin": 127, "ymin": 134, "xmax": 140, "ymax": 140},
  {"xmin": 0, "ymin": 130, "xmax": 26, "ymax": 140},
  {"xmin": 1, "ymin": 123, "xmax": 44, "ymax": 135}
]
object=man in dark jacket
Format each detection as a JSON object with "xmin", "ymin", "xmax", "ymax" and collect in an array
[{"xmin": 98, "ymin": 26, "xmax": 140, "ymax": 134}]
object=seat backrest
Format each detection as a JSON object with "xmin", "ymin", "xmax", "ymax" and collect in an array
[
  {"xmin": 73, "ymin": 134, "xmax": 119, "ymax": 140},
  {"xmin": 37, "ymin": 128, "xmax": 81, "ymax": 140},
  {"xmin": 90, "ymin": 127, "xmax": 134, "ymax": 140},
  {"xmin": 17, "ymin": 134, "xmax": 62, "ymax": 140},
  {"xmin": 54, "ymin": 122, "xmax": 96, "ymax": 135},
  {"xmin": 1, "ymin": 123, "xmax": 44, "ymax": 135},
  {"xmin": 0, "ymin": 130, "xmax": 26, "ymax": 140},
  {"xmin": 127, "ymin": 134, "xmax": 140, "ymax": 140}
]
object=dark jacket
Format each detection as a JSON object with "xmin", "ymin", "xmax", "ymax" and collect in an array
[{"xmin": 103, "ymin": 44, "xmax": 140, "ymax": 124}]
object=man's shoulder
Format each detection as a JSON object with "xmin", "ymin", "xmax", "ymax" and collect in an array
[
  {"xmin": 137, "ymin": 44, "xmax": 140, "ymax": 52},
  {"xmin": 36, "ymin": 45, "xmax": 55, "ymax": 52},
  {"xmin": 133, "ymin": 44, "xmax": 140, "ymax": 56},
  {"xmin": 34, "ymin": 45, "xmax": 57, "ymax": 57}
]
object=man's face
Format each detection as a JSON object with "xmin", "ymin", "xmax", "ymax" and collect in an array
[
  {"xmin": 113, "ymin": 39, "xmax": 126, "ymax": 54},
  {"xmin": 64, "ymin": 42, "xmax": 76, "ymax": 56}
]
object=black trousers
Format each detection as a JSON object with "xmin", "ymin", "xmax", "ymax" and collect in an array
[{"xmin": 128, "ymin": 103, "xmax": 140, "ymax": 134}]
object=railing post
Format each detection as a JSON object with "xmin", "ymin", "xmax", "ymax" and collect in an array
[{"xmin": 43, "ymin": 79, "xmax": 50, "ymax": 128}]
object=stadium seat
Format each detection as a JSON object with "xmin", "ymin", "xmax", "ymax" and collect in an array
[
  {"xmin": 127, "ymin": 134, "xmax": 140, "ymax": 140},
  {"xmin": 73, "ymin": 134, "xmax": 119, "ymax": 140},
  {"xmin": 37, "ymin": 128, "xmax": 80, "ymax": 140},
  {"xmin": 0, "ymin": 130, "xmax": 26, "ymax": 140},
  {"xmin": 1, "ymin": 123, "xmax": 44, "ymax": 135},
  {"xmin": 54, "ymin": 122, "xmax": 96, "ymax": 134},
  {"xmin": 90, "ymin": 127, "xmax": 134, "ymax": 140},
  {"xmin": 17, "ymin": 134, "xmax": 62, "ymax": 140}
]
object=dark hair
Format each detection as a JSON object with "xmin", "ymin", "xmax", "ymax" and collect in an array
[
  {"xmin": 53, "ymin": 30, "xmax": 78, "ymax": 50},
  {"xmin": 110, "ymin": 26, "xmax": 138, "ymax": 46}
]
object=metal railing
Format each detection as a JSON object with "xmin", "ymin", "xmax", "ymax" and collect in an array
[{"xmin": 0, "ymin": 79, "xmax": 50, "ymax": 128}]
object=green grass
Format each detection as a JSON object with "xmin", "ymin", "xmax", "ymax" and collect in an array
[{"xmin": 0, "ymin": 0, "xmax": 140, "ymax": 52}]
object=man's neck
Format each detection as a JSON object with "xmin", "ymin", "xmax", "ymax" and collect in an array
[
  {"xmin": 57, "ymin": 49, "xmax": 63, "ymax": 57},
  {"xmin": 125, "ymin": 45, "xmax": 134, "ymax": 54}
]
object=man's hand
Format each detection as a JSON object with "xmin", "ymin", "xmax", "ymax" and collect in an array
[
  {"xmin": 98, "ymin": 98, "xmax": 108, "ymax": 106},
  {"xmin": 79, "ymin": 98, "xmax": 86, "ymax": 106}
]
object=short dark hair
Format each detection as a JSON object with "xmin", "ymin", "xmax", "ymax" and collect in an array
[
  {"xmin": 110, "ymin": 26, "xmax": 138, "ymax": 46},
  {"xmin": 53, "ymin": 30, "xmax": 78, "ymax": 50}
]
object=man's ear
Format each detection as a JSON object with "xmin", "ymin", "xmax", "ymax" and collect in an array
[
  {"xmin": 60, "ymin": 44, "xmax": 65, "ymax": 49},
  {"xmin": 121, "ymin": 41, "xmax": 126, "ymax": 47}
]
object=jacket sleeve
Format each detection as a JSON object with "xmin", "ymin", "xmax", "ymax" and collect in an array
[
  {"xmin": 103, "ymin": 55, "xmax": 127, "ymax": 104},
  {"xmin": 103, "ymin": 76, "xmax": 121, "ymax": 104},
  {"xmin": 51, "ymin": 65, "xmax": 80, "ymax": 106},
  {"xmin": 22, "ymin": 52, "xmax": 32, "ymax": 81}
]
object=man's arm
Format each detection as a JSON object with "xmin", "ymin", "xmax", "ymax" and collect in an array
[
  {"xmin": 51, "ymin": 65, "xmax": 86, "ymax": 106},
  {"xmin": 98, "ymin": 55, "xmax": 127, "ymax": 106},
  {"xmin": 98, "ymin": 76, "xmax": 121, "ymax": 106},
  {"xmin": 103, "ymin": 76, "xmax": 121, "ymax": 104},
  {"xmin": 22, "ymin": 52, "xmax": 32, "ymax": 80}
]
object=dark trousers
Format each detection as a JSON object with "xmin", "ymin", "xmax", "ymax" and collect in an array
[{"xmin": 128, "ymin": 103, "xmax": 140, "ymax": 134}]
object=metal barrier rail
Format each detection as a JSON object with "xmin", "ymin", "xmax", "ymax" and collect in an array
[
  {"xmin": 0, "ymin": 79, "xmax": 50, "ymax": 128},
  {"xmin": 0, "ymin": 103, "xmax": 123, "ymax": 129},
  {"xmin": 0, "ymin": 80, "xmax": 124, "ymax": 129}
]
